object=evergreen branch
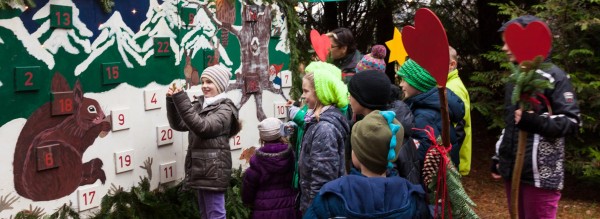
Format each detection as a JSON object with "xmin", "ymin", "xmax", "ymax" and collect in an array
[
  {"xmin": 14, "ymin": 204, "xmax": 44, "ymax": 218},
  {"xmin": 0, "ymin": 0, "xmax": 35, "ymax": 10},
  {"xmin": 507, "ymin": 56, "xmax": 554, "ymax": 110},
  {"xmin": 98, "ymin": 0, "xmax": 114, "ymax": 13},
  {"xmin": 48, "ymin": 202, "xmax": 80, "ymax": 219}
]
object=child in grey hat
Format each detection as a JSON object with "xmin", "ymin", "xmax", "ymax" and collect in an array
[{"xmin": 242, "ymin": 118, "xmax": 300, "ymax": 219}]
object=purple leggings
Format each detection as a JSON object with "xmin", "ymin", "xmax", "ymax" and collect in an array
[
  {"xmin": 197, "ymin": 189, "xmax": 226, "ymax": 219},
  {"xmin": 505, "ymin": 181, "xmax": 561, "ymax": 219}
]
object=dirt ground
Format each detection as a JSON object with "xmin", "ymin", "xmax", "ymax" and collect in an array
[{"xmin": 462, "ymin": 112, "xmax": 600, "ymax": 218}]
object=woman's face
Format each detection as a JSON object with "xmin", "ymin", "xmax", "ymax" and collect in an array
[
  {"xmin": 201, "ymin": 77, "xmax": 219, "ymax": 97},
  {"xmin": 301, "ymin": 78, "xmax": 318, "ymax": 109},
  {"xmin": 400, "ymin": 79, "xmax": 420, "ymax": 99},
  {"xmin": 329, "ymin": 36, "xmax": 347, "ymax": 60}
]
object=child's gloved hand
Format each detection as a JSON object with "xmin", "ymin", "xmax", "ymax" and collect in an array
[
  {"xmin": 280, "ymin": 121, "xmax": 298, "ymax": 137},
  {"xmin": 515, "ymin": 109, "xmax": 542, "ymax": 133}
]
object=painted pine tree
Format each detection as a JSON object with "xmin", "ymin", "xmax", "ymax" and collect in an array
[
  {"xmin": 135, "ymin": 0, "xmax": 180, "ymax": 64},
  {"xmin": 32, "ymin": 0, "xmax": 92, "ymax": 55},
  {"xmin": 75, "ymin": 11, "xmax": 146, "ymax": 75}
]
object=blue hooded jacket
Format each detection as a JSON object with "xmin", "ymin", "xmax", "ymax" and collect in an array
[
  {"xmin": 302, "ymin": 175, "xmax": 428, "ymax": 219},
  {"xmin": 404, "ymin": 88, "xmax": 465, "ymax": 168}
]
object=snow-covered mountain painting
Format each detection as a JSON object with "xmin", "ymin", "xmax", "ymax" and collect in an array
[
  {"xmin": 0, "ymin": 17, "xmax": 55, "ymax": 69},
  {"xmin": 32, "ymin": 0, "xmax": 92, "ymax": 55},
  {"xmin": 180, "ymin": 2, "xmax": 232, "ymax": 66},
  {"xmin": 136, "ymin": 0, "xmax": 181, "ymax": 64},
  {"xmin": 75, "ymin": 12, "xmax": 145, "ymax": 75}
]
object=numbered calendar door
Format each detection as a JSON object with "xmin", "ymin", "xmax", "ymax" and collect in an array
[
  {"xmin": 78, "ymin": 185, "xmax": 100, "ymax": 212},
  {"xmin": 157, "ymin": 126, "xmax": 174, "ymax": 146},
  {"xmin": 110, "ymin": 109, "xmax": 130, "ymax": 131},
  {"xmin": 159, "ymin": 161, "xmax": 177, "ymax": 183},
  {"xmin": 114, "ymin": 150, "xmax": 134, "ymax": 173}
]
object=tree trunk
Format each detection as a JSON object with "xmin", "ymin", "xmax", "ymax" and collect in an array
[
  {"xmin": 477, "ymin": 0, "xmax": 504, "ymax": 71},
  {"xmin": 374, "ymin": 2, "xmax": 396, "ymax": 81},
  {"xmin": 323, "ymin": 2, "xmax": 338, "ymax": 31},
  {"xmin": 200, "ymin": 3, "xmax": 279, "ymax": 121}
]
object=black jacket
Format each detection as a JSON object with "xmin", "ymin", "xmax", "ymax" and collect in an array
[
  {"xmin": 495, "ymin": 64, "xmax": 580, "ymax": 190},
  {"xmin": 388, "ymin": 100, "xmax": 421, "ymax": 184}
]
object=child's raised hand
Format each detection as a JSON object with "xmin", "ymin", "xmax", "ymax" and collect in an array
[
  {"xmin": 167, "ymin": 83, "xmax": 183, "ymax": 97},
  {"xmin": 286, "ymin": 99, "xmax": 294, "ymax": 106}
]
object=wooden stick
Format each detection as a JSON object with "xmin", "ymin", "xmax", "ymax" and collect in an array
[
  {"xmin": 437, "ymin": 86, "xmax": 451, "ymax": 148},
  {"xmin": 510, "ymin": 129, "xmax": 527, "ymax": 219},
  {"xmin": 510, "ymin": 101, "xmax": 527, "ymax": 219}
]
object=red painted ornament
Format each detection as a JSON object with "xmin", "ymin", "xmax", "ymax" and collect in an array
[
  {"xmin": 504, "ymin": 21, "xmax": 552, "ymax": 63},
  {"xmin": 310, "ymin": 29, "xmax": 331, "ymax": 62},
  {"xmin": 402, "ymin": 8, "xmax": 450, "ymax": 86}
]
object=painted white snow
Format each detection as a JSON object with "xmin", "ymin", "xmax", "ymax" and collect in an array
[
  {"xmin": 168, "ymin": 37, "xmax": 180, "ymax": 64},
  {"xmin": 0, "ymin": 17, "xmax": 55, "ymax": 68},
  {"xmin": 74, "ymin": 37, "xmax": 115, "ymax": 76},
  {"xmin": 74, "ymin": 12, "xmax": 145, "ymax": 76},
  {"xmin": 196, "ymin": 7, "xmax": 216, "ymax": 35},
  {"xmin": 0, "ymin": 80, "xmax": 3, "ymax": 87},
  {"xmin": 216, "ymin": 39, "xmax": 233, "ymax": 66},
  {"xmin": 275, "ymin": 18, "xmax": 289, "ymax": 54},
  {"xmin": 161, "ymin": 0, "xmax": 181, "ymax": 29},
  {"xmin": 137, "ymin": 0, "xmax": 180, "ymax": 37},
  {"xmin": 179, "ymin": 5, "xmax": 227, "ymax": 66},
  {"xmin": 32, "ymin": 0, "xmax": 92, "ymax": 55},
  {"xmin": 0, "ymin": 36, "xmax": 3, "ymax": 44},
  {"xmin": 9, "ymin": 2, "xmax": 27, "ymax": 10},
  {"xmin": 136, "ymin": 0, "xmax": 181, "ymax": 65},
  {"xmin": 148, "ymin": 19, "xmax": 177, "ymax": 38}
]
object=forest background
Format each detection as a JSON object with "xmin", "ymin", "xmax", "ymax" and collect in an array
[{"xmin": 295, "ymin": 0, "xmax": 600, "ymax": 217}]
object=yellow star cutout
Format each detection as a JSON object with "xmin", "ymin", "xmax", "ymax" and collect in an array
[{"xmin": 386, "ymin": 27, "xmax": 408, "ymax": 66}]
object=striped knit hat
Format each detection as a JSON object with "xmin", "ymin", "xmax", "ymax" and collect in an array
[
  {"xmin": 201, "ymin": 65, "xmax": 232, "ymax": 94},
  {"xmin": 396, "ymin": 59, "xmax": 437, "ymax": 92},
  {"xmin": 305, "ymin": 61, "xmax": 349, "ymax": 109}
]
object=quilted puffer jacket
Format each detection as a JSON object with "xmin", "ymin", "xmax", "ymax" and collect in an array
[{"xmin": 166, "ymin": 92, "xmax": 239, "ymax": 191}]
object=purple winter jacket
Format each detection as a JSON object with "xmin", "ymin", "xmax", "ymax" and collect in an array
[{"xmin": 241, "ymin": 142, "xmax": 300, "ymax": 219}]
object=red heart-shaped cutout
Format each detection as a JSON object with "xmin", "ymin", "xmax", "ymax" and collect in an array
[
  {"xmin": 310, "ymin": 29, "xmax": 331, "ymax": 62},
  {"xmin": 504, "ymin": 21, "xmax": 552, "ymax": 63},
  {"xmin": 402, "ymin": 8, "xmax": 449, "ymax": 86}
]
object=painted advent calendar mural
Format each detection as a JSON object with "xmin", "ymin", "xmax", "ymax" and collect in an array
[{"xmin": 0, "ymin": 0, "xmax": 291, "ymax": 216}]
